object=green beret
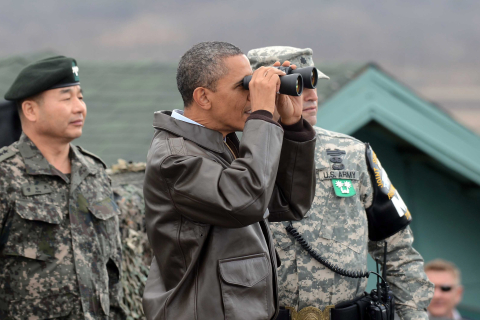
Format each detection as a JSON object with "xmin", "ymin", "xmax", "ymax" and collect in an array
[
  {"xmin": 4, "ymin": 56, "xmax": 80, "ymax": 101},
  {"xmin": 247, "ymin": 46, "xmax": 329, "ymax": 80}
]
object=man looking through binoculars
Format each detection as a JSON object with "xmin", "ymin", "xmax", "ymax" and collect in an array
[{"xmin": 142, "ymin": 41, "xmax": 317, "ymax": 320}]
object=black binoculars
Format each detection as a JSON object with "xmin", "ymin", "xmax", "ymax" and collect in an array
[{"xmin": 243, "ymin": 66, "xmax": 318, "ymax": 96}]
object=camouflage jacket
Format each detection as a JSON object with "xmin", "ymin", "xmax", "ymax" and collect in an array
[
  {"xmin": 270, "ymin": 126, "xmax": 434, "ymax": 320},
  {"xmin": 0, "ymin": 133, "xmax": 124, "ymax": 320}
]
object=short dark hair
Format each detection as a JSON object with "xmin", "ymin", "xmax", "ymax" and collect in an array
[{"xmin": 176, "ymin": 41, "xmax": 243, "ymax": 107}]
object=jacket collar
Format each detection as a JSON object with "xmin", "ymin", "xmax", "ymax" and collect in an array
[
  {"xmin": 153, "ymin": 110, "xmax": 239, "ymax": 154},
  {"xmin": 18, "ymin": 133, "xmax": 55, "ymax": 176},
  {"xmin": 69, "ymin": 145, "xmax": 98, "ymax": 192},
  {"xmin": 69, "ymin": 144, "xmax": 98, "ymax": 176}
]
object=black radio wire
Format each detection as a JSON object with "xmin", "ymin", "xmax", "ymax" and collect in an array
[{"xmin": 286, "ymin": 222, "xmax": 372, "ymax": 279}]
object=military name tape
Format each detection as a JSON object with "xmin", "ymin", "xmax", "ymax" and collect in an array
[{"xmin": 318, "ymin": 170, "xmax": 359, "ymax": 181}]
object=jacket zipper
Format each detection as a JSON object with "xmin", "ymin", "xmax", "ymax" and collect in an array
[{"xmin": 224, "ymin": 141, "xmax": 237, "ymax": 160}]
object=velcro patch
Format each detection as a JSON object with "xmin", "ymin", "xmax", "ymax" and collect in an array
[
  {"xmin": 318, "ymin": 170, "xmax": 359, "ymax": 181},
  {"xmin": 22, "ymin": 183, "xmax": 52, "ymax": 196}
]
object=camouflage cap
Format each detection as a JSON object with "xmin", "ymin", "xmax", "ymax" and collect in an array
[
  {"xmin": 247, "ymin": 46, "xmax": 329, "ymax": 80},
  {"xmin": 5, "ymin": 56, "xmax": 80, "ymax": 101}
]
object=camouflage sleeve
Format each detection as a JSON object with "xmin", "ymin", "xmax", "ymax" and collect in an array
[
  {"xmin": 368, "ymin": 226, "xmax": 434, "ymax": 320},
  {"xmin": 0, "ymin": 173, "xmax": 10, "ymax": 235}
]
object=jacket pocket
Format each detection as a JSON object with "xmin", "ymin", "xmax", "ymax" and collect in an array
[
  {"xmin": 2, "ymin": 198, "xmax": 63, "ymax": 261},
  {"xmin": 9, "ymin": 292, "xmax": 76, "ymax": 319},
  {"xmin": 219, "ymin": 253, "xmax": 271, "ymax": 320}
]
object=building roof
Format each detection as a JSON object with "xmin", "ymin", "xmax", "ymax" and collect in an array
[
  {"xmin": 316, "ymin": 63, "xmax": 480, "ymax": 186},
  {"xmin": 315, "ymin": 62, "xmax": 367, "ymax": 105}
]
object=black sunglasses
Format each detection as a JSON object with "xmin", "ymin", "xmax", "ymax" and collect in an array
[{"xmin": 437, "ymin": 285, "xmax": 453, "ymax": 292}]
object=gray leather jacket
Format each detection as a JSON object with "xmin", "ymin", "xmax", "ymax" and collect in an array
[{"xmin": 143, "ymin": 110, "xmax": 316, "ymax": 320}]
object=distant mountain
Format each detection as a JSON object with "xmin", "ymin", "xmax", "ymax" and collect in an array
[{"xmin": 1, "ymin": 0, "xmax": 479, "ymax": 68}]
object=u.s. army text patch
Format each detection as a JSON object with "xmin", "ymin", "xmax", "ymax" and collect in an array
[{"xmin": 318, "ymin": 170, "xmax": 359, "ymax": 181}]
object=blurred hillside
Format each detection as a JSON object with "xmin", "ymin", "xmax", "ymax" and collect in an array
[
  {"xmin": 0, "ymin": 0, "xmax": 480, "ymax": 132},
  {"xmin": 2, "ymin": 1, "xmax": 479, "ymax": 65},
  {"xmin": 1, "ymin": 0, "xmax": 479, "ymax": 133}
]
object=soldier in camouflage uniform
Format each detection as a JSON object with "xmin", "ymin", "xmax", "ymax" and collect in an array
[
  {"xmin": 0, "ymin": 56, "xmax": 125, "ymax": 319},
  {"xmin": 248, "ymin": 47, "xmax": 434, "ymax": 320}
]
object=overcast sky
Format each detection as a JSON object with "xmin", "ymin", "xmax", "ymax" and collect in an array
[{"xmin": 1, "ymin": 0, "xmax": 480, "ymax": 109}]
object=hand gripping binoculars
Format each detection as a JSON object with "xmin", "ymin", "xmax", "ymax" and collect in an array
[{"xmin": 243, "ymin": 66, "xmax": 319, "ymax": 96}]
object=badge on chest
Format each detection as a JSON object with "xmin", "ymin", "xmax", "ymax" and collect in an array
[
  {"xmin": 332, "ymin": 179, "xmax": 356, "ymax": 197},
  {"xmin": 319, "ymin": 148, "xmax": 358, "ymax": 198}
]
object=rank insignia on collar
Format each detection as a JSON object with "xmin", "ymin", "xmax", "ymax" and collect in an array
[{"xmin": 332, "ymin": 179, "xmax": 356, "ymax": 197}]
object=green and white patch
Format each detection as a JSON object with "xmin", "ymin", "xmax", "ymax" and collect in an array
[{"xmin": 332, "ymin": 179, "xmax": 356, "ymax": 197}]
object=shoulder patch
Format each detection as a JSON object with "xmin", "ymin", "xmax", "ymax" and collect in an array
[
  {"xmin": 0, "ymin": 147, "xmax": 18, "ymax": 163},
  {"xmin": 76, "ymin": 146, "xmax": 107, "ymax": 169},
  {"xmin": 365, "ymin": 143, "xmax": 411, "ymax": 241},
  {"xmin": 168, "ymin": 137, "xmax": 188, "ymax": 156}
]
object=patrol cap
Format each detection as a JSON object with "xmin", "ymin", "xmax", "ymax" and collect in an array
[
  {"xmin": 4, "ymin": 56, "xmax": 80, "ymax": 101},
  {"xmin": 247, "ymin": 46, "xmax": 329, "ymax": 80}
]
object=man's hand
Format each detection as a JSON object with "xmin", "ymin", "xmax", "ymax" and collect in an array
[
  {"xmin": 274, "ymin": 61, "xmax": 303, "ymax": 125},
  {"xmin": 249, "ymin": 64, "xmax": 286, "ymax": 115}
]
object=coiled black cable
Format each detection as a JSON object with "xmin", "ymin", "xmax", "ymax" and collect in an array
[{"xmin": 285, "ymin": 222, "xmax": 371, "ymax": 279}]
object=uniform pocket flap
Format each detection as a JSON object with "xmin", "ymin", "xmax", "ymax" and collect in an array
[
  {"xmin": 89, "ymin": 197, "xmax": 118, "ymax": 220},
  {"xmin": 219, "ymin": 253, "xmax": 270, "ymax": 288},
  {"xmin": 15, "ymin": 198, "xmax": 63, "ymax": 224}
]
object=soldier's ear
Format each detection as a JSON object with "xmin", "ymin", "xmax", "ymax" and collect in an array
[
  {"xmin": 192, "ymin": 87, "xmax": 212, "ymax": 111},
  {"xmin": 22, "ymin": 100, "xmax": 39, "ymax": 123}
]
